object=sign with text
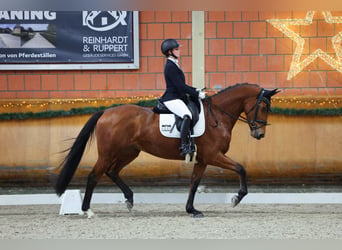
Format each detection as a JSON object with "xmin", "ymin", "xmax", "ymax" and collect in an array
[{"xmin": 0, "ymin": 11, "xmax": 139, "ymax": 70}]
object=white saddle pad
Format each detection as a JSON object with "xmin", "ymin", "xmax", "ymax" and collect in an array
[{"xmin": 159, "ymin": 101, "xmax": 205, "ymax": 138}]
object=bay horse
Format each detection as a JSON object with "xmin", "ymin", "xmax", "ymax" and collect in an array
[{"xmin": 55, "ymin": 83, "xmax": 279, "ymax": 218}]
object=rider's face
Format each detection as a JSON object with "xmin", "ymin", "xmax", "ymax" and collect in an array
[{"xmin": 172, "ymin": 47, "xmax": 180, "ymax": 58}]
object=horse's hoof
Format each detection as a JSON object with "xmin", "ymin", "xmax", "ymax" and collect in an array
[
  {"xmin": 125, "ymin": 200, "xmax": 133, "ymax": 212},
  {"xmin": 231, "ymin": 195, "xmax": 240, "ymax": 208},
  {"xmin": 193, "ymin": 213, "xmax": 204, "ymax": 218},
  {"xmin": 191, "ymin": 212, "xmax": 204, "ymax": 218},
  {"xmin": 188, "ymin": 208, "xmax": 204, "ymax": 218},
  {"xmin": 86, "ymin": 209, "xmax": 95, "ymax": 219}
]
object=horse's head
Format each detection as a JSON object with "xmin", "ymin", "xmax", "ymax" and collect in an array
[{"xmin": 244, "ymin": 88, "xmax": 280, "ymax": 140}]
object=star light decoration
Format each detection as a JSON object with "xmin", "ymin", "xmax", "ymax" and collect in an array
[{"xmin": 267, "ymin": 11, "xmax": 342, "ymax": 80}]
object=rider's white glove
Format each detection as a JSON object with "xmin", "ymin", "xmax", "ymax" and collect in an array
[{"xmin": 198, "ymin": 90, "xmax": 206, "ymax": 99}]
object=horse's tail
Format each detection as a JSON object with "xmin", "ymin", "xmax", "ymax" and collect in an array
[{"xmin": 54, "ymin": 110, "xmax": 104, "ymax": 196}]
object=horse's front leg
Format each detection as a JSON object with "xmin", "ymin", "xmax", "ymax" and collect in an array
[
  {"xmin": 186, "ymin": 162, "xmax": 207, "ymax": 218},
  {"xmin": 230, "ymin": 163, "xmax": 248, "ymax": 207},
  {"xmin": 211, "ymin": 153, "xmax": 248, "ymax": 207}
]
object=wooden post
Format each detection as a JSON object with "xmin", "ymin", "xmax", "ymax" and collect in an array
[{"xmin": 192, "ymin": 11, "xmax": 205, "ymax": 90}]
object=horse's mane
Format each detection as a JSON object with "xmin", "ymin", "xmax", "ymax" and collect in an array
[{"xmin": 212, "ymin": 83, "xmax": 260, "ymax": 97}]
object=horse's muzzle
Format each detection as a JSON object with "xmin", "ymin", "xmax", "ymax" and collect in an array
[{"xmin": 251, "ymin": 129, "xmax": 265, "ymax": 140}]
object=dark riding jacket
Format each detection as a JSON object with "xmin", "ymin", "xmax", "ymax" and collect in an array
[{"xmin": 160, "ymin": 59, "xmax": 199, "ymax": 103}]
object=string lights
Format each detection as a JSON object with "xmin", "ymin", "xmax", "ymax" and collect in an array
[
  {"xmin": 0, "ymin": 96, "xmax": 160, "ymax": 114},
  {"xmin": 267, "ymin": 11, "xmax": 342, "ymax": 80},
  {"xmin": 0, "ymin": 96, "xmax": 341, "ymax": 116},
  {"xmin": 272, "ymin": 96, "xmax": 342, "ymax": 109}
]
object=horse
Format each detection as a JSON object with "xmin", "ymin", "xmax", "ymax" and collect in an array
[{"xmin": 54, "ymin": 83, "xmax": 279, "ymax": 218}]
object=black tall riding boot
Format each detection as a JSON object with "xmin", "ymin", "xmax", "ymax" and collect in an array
[{"xmin": 179, "ymin": 115, "xmax": 192, "ymax": 156}]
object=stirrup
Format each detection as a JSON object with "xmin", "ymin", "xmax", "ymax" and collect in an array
[
  {"xmin": 185, "ymin": 153, "xmax": 191, "ymax": 163},
  {"xmin": 185, "ymin": 144, "xmax": 197, "ymax": 163}
]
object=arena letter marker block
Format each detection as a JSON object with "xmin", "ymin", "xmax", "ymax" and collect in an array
[{"xmin": 59, "ymin": 189, "xmax": 84, "ymax": 215}]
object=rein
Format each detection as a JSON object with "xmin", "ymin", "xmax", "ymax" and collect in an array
[{"xmin": 205, "ymin": 89, "xmax": 270, "ymax": 129}]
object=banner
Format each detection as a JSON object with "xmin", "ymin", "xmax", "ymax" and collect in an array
[{"xmin": 0, "ymin": 11, "xmax": 139, "ymax": 70}]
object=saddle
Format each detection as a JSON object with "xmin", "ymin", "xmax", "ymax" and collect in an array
[{"xmin": 153, "ymin": 98, "xmax": 205, "ymax": 138}]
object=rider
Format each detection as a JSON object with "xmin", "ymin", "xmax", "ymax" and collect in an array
[{"xmin": 159, "ymin": 38, "xmax": 206, "ymax": 157}]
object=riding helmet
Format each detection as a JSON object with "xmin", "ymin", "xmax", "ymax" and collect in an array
[{"xmin": 161, "ymin": 39, "xmax": 180, "ymax": 57}]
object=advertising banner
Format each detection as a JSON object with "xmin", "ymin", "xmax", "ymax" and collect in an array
[{"xmin": 0, "ymin": 10, "xmax": 139, "ymax": 70}]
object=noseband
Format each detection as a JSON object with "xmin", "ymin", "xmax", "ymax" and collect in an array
[
  {"xmin": 206, "ymin": 89, "xmax": 271, "ymax": 130},
  {"xmin": 245, "ymin": 89, "xmax": 271, "ymax": 130}
]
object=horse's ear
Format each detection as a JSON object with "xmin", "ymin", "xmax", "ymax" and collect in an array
[{"xmin": 264, "ymin": 88, "xmax": 280, "ymax": 97}]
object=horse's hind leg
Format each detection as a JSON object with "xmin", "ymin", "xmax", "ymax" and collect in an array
[
  {"xmin": 82, "ymin": 159, "xmax": 110, "ymax": 218},
  {"xmin": 82, "ymin": 170, "xmax": 97, "ymax": 218},
  {"xmin": 106, "ymin": 173, "xmax": 134, "ymax": 211},
  {"xmin": 106, "ymin": 147, "xmax": 140, "ymax": 211}
]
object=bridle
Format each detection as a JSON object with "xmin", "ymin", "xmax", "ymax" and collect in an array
[{"xmin": 205, "ymin": 89, "xmax": 271, "ymax": 130}]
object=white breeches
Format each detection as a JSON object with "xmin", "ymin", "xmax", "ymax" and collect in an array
[{"xmin": 163, "ymin": 99, "xmax": 192, "ymax": 119}]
